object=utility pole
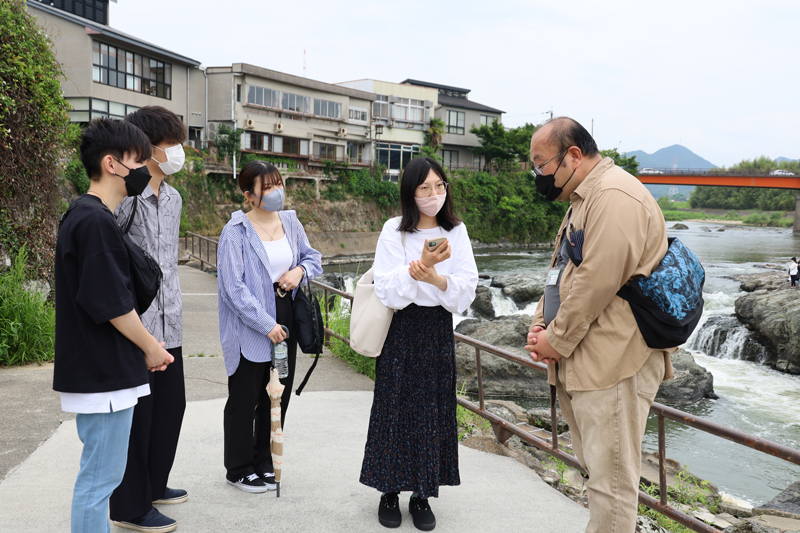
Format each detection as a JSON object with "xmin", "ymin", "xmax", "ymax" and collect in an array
[{"xmin": 591, "ymin": 118, "xmax": 594, "ymax": 137}]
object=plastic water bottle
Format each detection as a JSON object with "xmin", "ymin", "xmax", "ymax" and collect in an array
[{"xmin": 273, "ymin": 325, "xmax": 290, "ymax": 379}]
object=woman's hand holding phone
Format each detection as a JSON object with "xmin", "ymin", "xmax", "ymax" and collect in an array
[{"xmin": 421, "ymin": 238, "xmax": 451, "ymax": 267}]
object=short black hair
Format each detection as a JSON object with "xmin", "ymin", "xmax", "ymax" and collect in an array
[
  {"xmin": 125, "ymin": 105, "xmax": 187, "ymax": 145},
  {"xmin": 398, "ymin": 157, "xmax": 461, "ymax": 233},
  {"xmin": 544, "ymin": 117, "xmax": 599, "ymax": 158},
  {"xmin": 79, "ymin": 118, "xmax": 152, "ymax": 180}
]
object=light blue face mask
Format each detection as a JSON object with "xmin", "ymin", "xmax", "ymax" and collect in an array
[{"xmin": 251, "ymin": 188, "xmax": 284, "ymax": 212}]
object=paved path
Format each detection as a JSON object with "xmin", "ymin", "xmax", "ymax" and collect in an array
[{"xmin": 0, "ymin": 266, "xmax": 589, "ymax": 532}]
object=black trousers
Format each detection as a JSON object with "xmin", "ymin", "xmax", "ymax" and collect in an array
[
  {"xmin": 110, "ymin": 346, "xmax": 186, "ymax": 522},
  {"xmin": 223, "ymin": 287, "xmax": 297, "ymax": 481}
]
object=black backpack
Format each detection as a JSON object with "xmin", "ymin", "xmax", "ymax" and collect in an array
[{"xmin": 60, "ymin": 197, "xmax": 162, "ymax": 314}]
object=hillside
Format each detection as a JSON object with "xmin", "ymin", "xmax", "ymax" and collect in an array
[{"xmin": 627, "ymin": 144, "xmax": 716, "ymax": 170}]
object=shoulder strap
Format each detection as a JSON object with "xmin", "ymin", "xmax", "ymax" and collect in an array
[
  {"xmin": 122, "ymin": 196, "xmax": 139, "ymax": 235},
  {"xmin": 395, "ymin": 215, "xmax": 406, "ymax": 249}
]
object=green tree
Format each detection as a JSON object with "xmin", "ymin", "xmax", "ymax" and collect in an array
[
  {"xmin": 214, "ymin": 124, "xmax": 245, "ymax": 161},
  {"xmin": 506, "ymin": 123, "xmax": 539, "ymax": 162},
  {"xmin": 419, "ymin": 117, "xmax": 445, "ymax": 161},
  {"xmin": 601, "ymin": 148, "xmax": 639, "ymax": 176},
  {"xmin": 469, "ymin": 120, "xmax": 516, "ymax": 169},
  {"xmin": 0, "ymin": 1, "xmax": 71, "ymax": 281}
]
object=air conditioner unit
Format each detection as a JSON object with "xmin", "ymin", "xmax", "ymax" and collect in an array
[
  {"xmin": 424, "ymin": 100, "xmax": 433, "ymax": 108},
  {"xmin": 388, "ymin": 96, "xmax": 400, "ymax": 103},
  {"xmin": 244, "ymin": 119, "xmax": 255, "ymax": 130},
  {"xmin": 388, "ymin": 120, "xmax": 394, "ymax": 128},
  {"xmin": 338, "ymin": 127, "xmax": 347, "ymax": 137},
  {"xmin": 274, "ymin": 123, "xmax": 284, "ymax": 132},
  {"xmin": 406, "ymin": 123, "xmax": 414, "ymax": 129}
]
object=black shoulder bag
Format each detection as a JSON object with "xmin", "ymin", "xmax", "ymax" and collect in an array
[
  {"xmin": 60, "ymin": 196, "xmax": 162, "ymax": 314},
  {"xmin": 293, "ymin": 265, "xmax": 324, "ymax": 396}
]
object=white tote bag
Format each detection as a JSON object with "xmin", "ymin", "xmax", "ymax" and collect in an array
[{"xmin": 349, "ymin": 223, "xmax": 405, "ymax": 358}]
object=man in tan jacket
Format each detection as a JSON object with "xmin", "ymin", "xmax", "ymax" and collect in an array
[{"xmin": 525, "ymin": 117, "xmax": 674, "ymax": 533}]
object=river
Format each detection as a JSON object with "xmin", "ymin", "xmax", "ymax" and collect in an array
[{"xmin": 323, "ymin": 220, "xmax": 800, "ymax": 505}]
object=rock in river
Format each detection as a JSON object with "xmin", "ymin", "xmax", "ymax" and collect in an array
[
  {"xmin": 735, "ymin": 289, "xmax": 800, "ymax": 373},
  {"xmin": 656, "ymin": 349, "xmax": 717, "ymax": 404},
  {"xmin": 470, "ymin": 285, "xmax": 495, "ymax": 319},
  {"xmin": 730, "ymin": 271, "xmax": 788, "ymax": 292},
  {"xmin": 489, "ymin": 274, "xmax": 545, "ymax": 307}
]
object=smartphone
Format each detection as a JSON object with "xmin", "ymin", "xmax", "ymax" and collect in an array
[{"xmin": 426, "ymin": 237, "xmax": 448, "ymax": 252}]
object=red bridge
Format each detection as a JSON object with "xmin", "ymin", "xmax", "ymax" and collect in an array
[
  {"xmin": 635, "ymin": 168, "xmax": 800, "ymax": 189},
  {"xmin": 634, "ymin": 169, "xmax": 800, "ymax": 234}
]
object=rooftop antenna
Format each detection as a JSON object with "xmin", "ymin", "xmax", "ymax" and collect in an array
[{"xmin": 303, "ymin": 49, "xmax": 307, "ymax": 78}]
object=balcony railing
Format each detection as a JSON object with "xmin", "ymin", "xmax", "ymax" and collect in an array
[{"xmin": 309, "ymin": 154, "xmax": 371, "ymax": 166}]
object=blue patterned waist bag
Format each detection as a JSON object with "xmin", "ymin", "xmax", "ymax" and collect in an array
[{"xmin": 615, "ymin": 238, "xmax": 705, "ymax": 349}]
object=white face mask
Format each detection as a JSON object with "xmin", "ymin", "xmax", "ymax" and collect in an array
[{"xmin": 152, "ymin": 144, "xmax": 185, "ymax": 175}]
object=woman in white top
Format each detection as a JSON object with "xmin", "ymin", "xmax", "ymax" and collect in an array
[
  {"xmin": 790, "ymin": 257, "xmax": 798, "ymax": 288},
  {"xmin": 359, "ymin": 157, "xmax": 478, "ymax": 531},
  {"xmin": 217, "ymin": 161, "xmax": 322, "ymax": 493}
]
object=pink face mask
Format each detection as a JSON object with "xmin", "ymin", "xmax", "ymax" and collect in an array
[{"xmin": 415, "ymin": 193, "xmax": 447, "ymax": 217}]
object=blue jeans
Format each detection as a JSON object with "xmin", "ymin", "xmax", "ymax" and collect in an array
[{"xmin": 72, "ymin": 408, "xmax": 134, "ymax": 533}]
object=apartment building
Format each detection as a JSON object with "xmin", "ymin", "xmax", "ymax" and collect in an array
[
  {"xmin": 27, "ymin": 0, "xmax": 208, "ymax": 148},
  {"xmin": 336, "ymin": 79, "xmax": 437, "ymax": 181},
  {"xmin": 401, "ymin": 80, "xmax": 504, "ymax": 171},
  {"xmin": 206, "ymin": 64, "xmax": 375, "ymax": 170}
]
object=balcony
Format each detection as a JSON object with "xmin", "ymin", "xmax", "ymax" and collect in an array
[{"xmin": 309, "ymin": 154, "xmax": 372, "ymax": 167}]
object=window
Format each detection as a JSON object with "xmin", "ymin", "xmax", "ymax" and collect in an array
[
  {"xmin": 314, "ymin": 99, "xmax": 342, "ymax": 119},
  {"xmin": 348, "ymin": 143, "xmax": 365, "ymax": 163},
  {"xmin": 236, "ymin": 84, "xmax": 242, "ymax": 103},
  {"xmin": 373, "ymin": 95, "xmax": 390, "ymax": 118},
  {"xmin": 273, "ymin": 136, "xmax": 309, "ymax": 156},
  {"xmin": 349, "ymin": 107, "xmax": 368, "ymax": 122},
  {"xmin": 315, "ymin": 143, "xmax": 338, "ymax": 160},
  {"xmin": 472, "ymin": 154, "xmax": 486, "ymax": 169},
  {"xmin": 66, "ymin": 97, "xmax": 138, "ymax": 122},
  {"xmin": 392, "ymin": 98, "xmax": 426, "ymax": 122},
  {"xmin": 446, "ymin": 110, "xmax": 465, "ymax": 134},
  {"xmin": 441, "ymin": 150, "xmax": 459, "ymax": 168},
  {"xmin": 282, "ymin": 92, "xmax": 311, "ymax": 114},
  {"xmin": 247, "ymin": 85, "xmax": 280, "ymax": 108},
  {"xmin": 92, "ymin": 40, "xmax": 171, "ymax": 99},
  {"xmin": 244, "ymin": 132, "xmax": 270, "ymax": 152},
  {"xmin": 44, "ymin": 0, "xmax": 107, "ymax": 25},
  {"xmin": 480, "ymin": 115, "xmax": 496, "ymax": 126},
  {"xmin": 376, "ymin": 143, "xmax": 420, "ymax": 172}
]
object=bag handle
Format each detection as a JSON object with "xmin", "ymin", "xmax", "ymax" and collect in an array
[{"xmin": 122, "ymin": 196, "xmax": 139, "ymax": 235}]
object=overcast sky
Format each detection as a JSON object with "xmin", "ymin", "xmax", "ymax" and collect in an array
[{"xmin": 110, "ymin": 0, "xmax": 798, "ymax": 167}]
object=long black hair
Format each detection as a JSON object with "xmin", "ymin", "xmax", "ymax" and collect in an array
[{"xmin": 398, "ymin": 156, "xmax": 461, "ymax": 233}]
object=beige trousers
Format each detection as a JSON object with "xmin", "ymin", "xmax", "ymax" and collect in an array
[{"xmin": 556, "ymin": 351, "xmax": 665, "ymax": 533}]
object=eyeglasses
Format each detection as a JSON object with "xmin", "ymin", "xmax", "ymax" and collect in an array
[
  {"xmin": 415, "ymin": 181, "xmax": 449, "ymax": 197},
  {"xmin": 530, "ymin": 148, "xmax": 568, "ymax": 177}
]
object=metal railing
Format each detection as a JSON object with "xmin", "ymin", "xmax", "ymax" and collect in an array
[
  {"xmin": 639, "ymin": 168, "xmax": 797, "ymax": 177},
  {"xmin": 184, "ymin": 232, "xmax": 218, "ymax": 271},
  {"xmin": 307, "ymin": 278, "xmax": 800, "ymax": 533},
  {"xmin": 309, "ymin": 154, "xmax": 372, "ymax": 166}
]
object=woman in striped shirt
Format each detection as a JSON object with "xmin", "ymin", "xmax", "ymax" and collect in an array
[{"xmin": 217, "ymin": 161, "xmax": 322, "ymax": 494}]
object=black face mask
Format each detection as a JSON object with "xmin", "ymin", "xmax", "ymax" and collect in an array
[
  {"xmin": 534, "ymin": 157, "xmax": 577, "ymax": 202},
  {"xmin": 114, "ymin": 159, "xmax": 152, "ymax": 197}
]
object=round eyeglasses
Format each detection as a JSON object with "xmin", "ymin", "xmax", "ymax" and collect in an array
[{"xmin": 415, "ymin": 181, "xmax": 449, "ymax": 197}]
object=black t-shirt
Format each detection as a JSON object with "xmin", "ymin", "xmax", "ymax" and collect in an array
[{"xmin": 53, "ymin": 195, "xmax": 149, "ymax": 393}]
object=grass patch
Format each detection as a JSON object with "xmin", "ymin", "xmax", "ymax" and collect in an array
[
  {"xmin": 638, "ymin": 464, "xmax": 719, "ymax": 532},
  {"xmin": 0, "ymin": 247, "xmax": 55, "ymax": 366},
  {"xmin": 322, "ymin": 295, "xmax": 376, "ymax": 380},
  {"xmin": 742, "ymin": 212, "xmax": 794, "ymax": 227}
]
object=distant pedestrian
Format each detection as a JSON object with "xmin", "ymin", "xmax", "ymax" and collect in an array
[
  {"xmin": 789, "ymin": 257, "xmax": 798, "ymax": 288},
  {"xmin": 525, "ymin": 117, "xmax": 675, "ymax": 533},
  {"xmin": 217, "ymin": 161, "xmax": 322, "ymax": 493},
  {"xmin": 110, "ymin": 106, "xmax": 189, "ymax": 533},
  {"xmin": 55, "ymin": 118, "xmax": 173, "ymax": 533},
  {"xmin": 360, "ymin": 157, "xmax": 478, "ymax": 531}
]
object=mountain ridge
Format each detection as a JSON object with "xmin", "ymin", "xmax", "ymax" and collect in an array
[{"xmin": 626, "ymin": 144, "xmax": 716, "ymax": 170}]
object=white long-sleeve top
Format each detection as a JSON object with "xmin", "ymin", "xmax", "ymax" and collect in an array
[{"xmin": 373, "ymin": 217, "xmax": 478, "ymax": 314}]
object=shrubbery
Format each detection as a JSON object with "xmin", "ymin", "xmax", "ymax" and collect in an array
[{"xmin": 0, "ymin": 247, "xmax": 55, "ymax": 366}]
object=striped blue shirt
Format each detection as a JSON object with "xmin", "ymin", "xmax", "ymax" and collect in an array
[{"xmin": 217, "ymin": 210, "xmax": 323, "ymax": 376}]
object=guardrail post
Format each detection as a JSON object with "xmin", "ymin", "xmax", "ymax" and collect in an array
[
  {"xmin": 476, "ymin": 347, "xmax": 484, "ymax": 411},
  {"xmin": 323, "ymin": 288, "xmax": 331, "ymax": 345},
  {"xmin": 659, "ymin": 413, "xmax": 667, "ymax": 505},
  {"xmin": 550, "ymin": 385, "xmax": 559, "ymax": 451}
]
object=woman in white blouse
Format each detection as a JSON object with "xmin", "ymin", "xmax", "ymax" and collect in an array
[{"xmin": 359, "ymin": 157, "xmax": 478, "ymax": 531}]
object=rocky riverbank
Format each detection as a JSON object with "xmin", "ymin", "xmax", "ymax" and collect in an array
[{"xmin": 693, "ymin": 269, "xmax": 800, "ymax": 374}]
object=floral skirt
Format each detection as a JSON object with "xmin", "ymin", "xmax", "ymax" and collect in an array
[{"xmin": 359, "ymin": 304, "xmax": 460, "ymax": 499}]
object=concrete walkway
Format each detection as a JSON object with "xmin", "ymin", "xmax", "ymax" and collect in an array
[{"xmin": 0, "ymin": 266, "xmax": 589, "ymax": 532}]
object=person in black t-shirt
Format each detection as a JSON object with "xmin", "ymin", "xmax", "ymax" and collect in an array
[{"xmin": 54, "ymin": 118, "xmax": 174, "ymax": 533}]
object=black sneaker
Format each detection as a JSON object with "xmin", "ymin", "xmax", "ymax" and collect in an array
[
  {"xmin": 409, "ymin": 495, "xmax": 436, "ymax": 531},
  {"xmin": 153, "ymin": 487, "xmax": 188, "ymax": 504},
  {"xmin": 111, "ymin": 507, "xmax": 177, "ymax": 532},
  {"xmin": 227, "ymin": 473, "xmax": 269, "ymax": 493},
  {"xmin": 378, "ymin": 492, "xmax": 402, "ymax": 528},
  {"xmin": 256, "ymin": 470, "xmax": 278, "ymax": 491}
]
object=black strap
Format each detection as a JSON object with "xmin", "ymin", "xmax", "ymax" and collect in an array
[
  {"xmin": 295, "ymin": 281, "xmax": 320, "ymax": 396},
  {"xmin": 122, "ymin": 196, "xmax": 139, "ymax": 235}
]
